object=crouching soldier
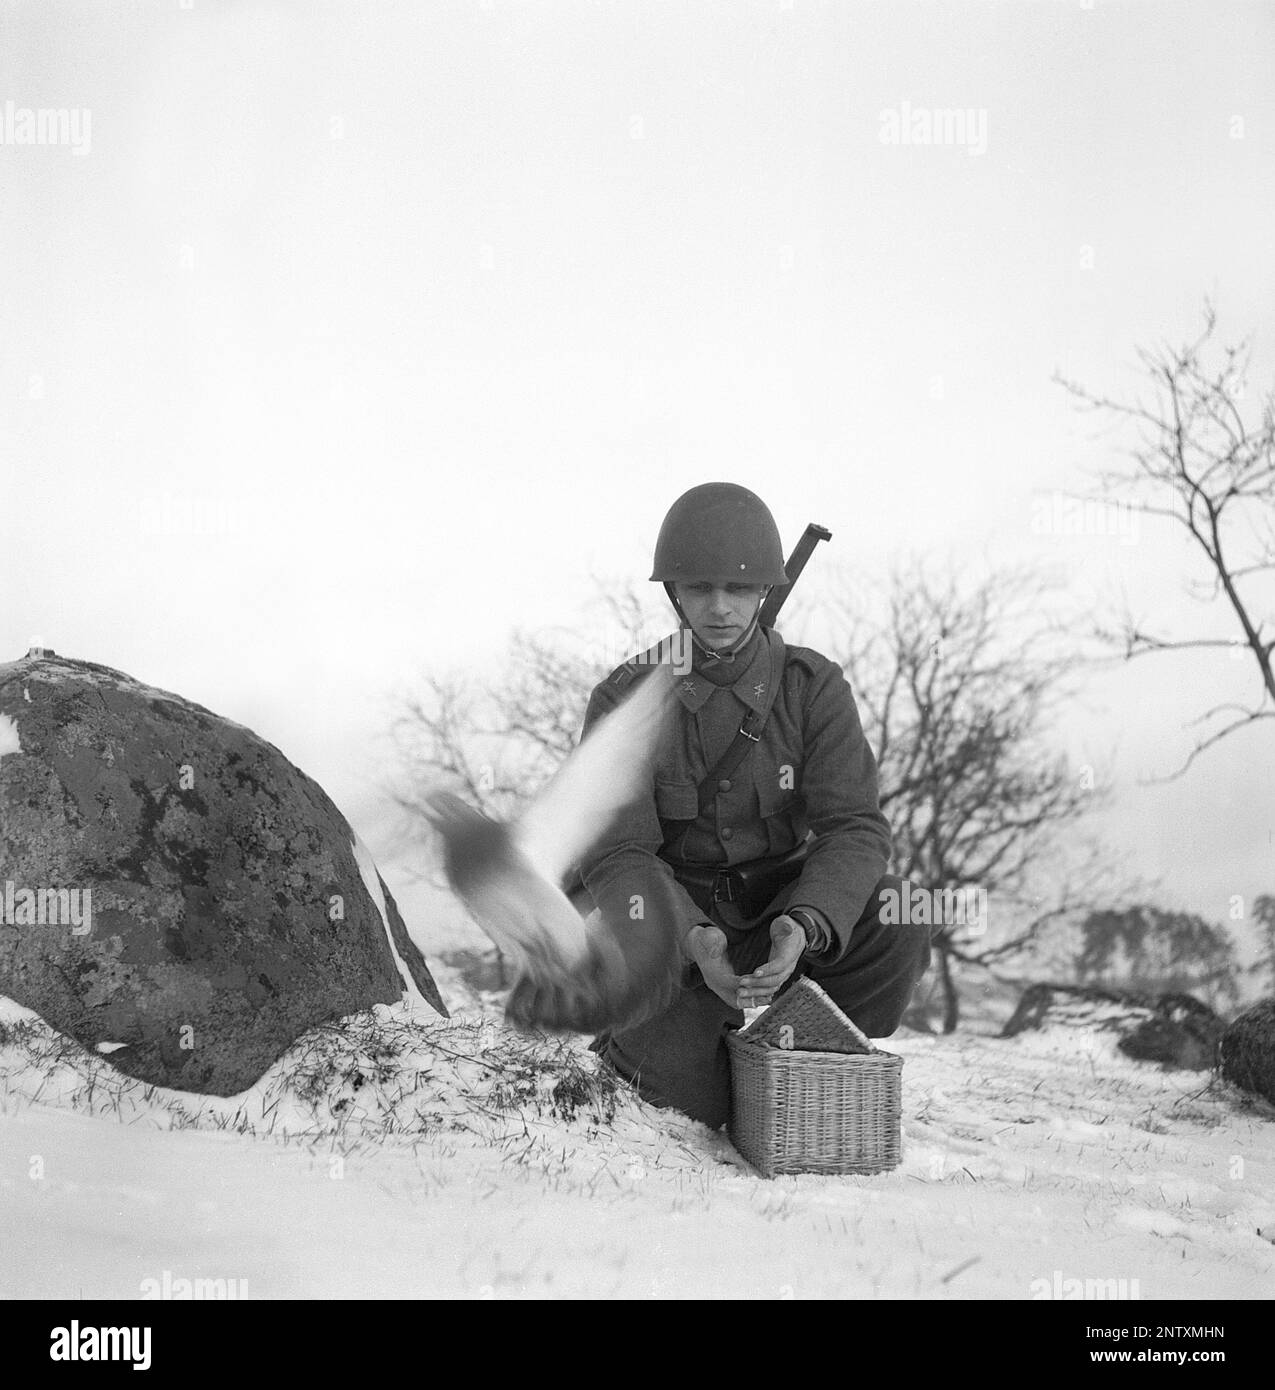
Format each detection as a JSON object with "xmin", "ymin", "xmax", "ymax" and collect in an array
[{"xmin": 580, "ymin": 482, "xmax": 931, "ymax": 1130}]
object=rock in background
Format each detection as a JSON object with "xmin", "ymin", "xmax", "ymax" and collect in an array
[
  {"xmin": 0, "ymin": 650, "xmax": 446, "ymax": 1095},
  {"xmin": 1001, "ymin": 982, "xmax": 1224, "ymax": 1071},
  {"xmin": 1219, "ymin": 999, "xmax": 1275, "ymax": 1106}
]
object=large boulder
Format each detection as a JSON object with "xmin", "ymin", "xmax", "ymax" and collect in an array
[
  {"xmin": 1001, "ymin": 983, "xmax": 1224, "ymax": 1070},
  {"xmin": 0, "ymin": 649, "xmax": 446, "ymax": 1094},
  {"xmin": 1219, "ymin": 999, "xmax": 1275, "ymax": 1106}
]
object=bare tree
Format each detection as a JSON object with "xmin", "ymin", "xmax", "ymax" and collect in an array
[
  {"xmin": 392, "ymin": 586, "xmax": 657, "ymax": 817},
  {"xmin": 1056, "ymin": 302, "xmax": 1275, "ymax": 774},
  {"xmin": 1075, "ymin": 903, "xmax": 1242, "ymax": 1014},
  {"xmin": 813, "ymin": 561, "xmax": 1109, "ymax": 1031}
]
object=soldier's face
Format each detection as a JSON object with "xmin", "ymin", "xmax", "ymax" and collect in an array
[{"xmin": 673, "ymin": 581, "xmax": 766, "ymax": 649}]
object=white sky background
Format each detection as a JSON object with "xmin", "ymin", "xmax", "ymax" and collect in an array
[{"xmin": 2, "ymin": 1, "xmax": 1273, "ymax": 945}]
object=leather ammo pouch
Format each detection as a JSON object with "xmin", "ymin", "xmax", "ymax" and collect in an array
[{"xmin": 669, "ymin": 842, "xmax": 809, "ymax": 920}]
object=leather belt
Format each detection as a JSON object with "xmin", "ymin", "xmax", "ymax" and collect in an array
[{"xmin": 668, "ymin": 846, "xmax": 808, "ymax": 919}]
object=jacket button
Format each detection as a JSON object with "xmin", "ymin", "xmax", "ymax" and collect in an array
[
  {"xmin": 717, "ymin": 779, "xmax": 732, "ymax": 793},
  {"xmin": 721, "ymin": 827, "xmax": 734, "ymax": 841}
]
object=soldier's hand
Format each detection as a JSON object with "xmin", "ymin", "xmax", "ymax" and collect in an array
[
  {"xmin": 737, "ymin": 915, "xmax": 806, "ymax": 1008},
  {"xmin": 685, "ymin": 924, "xmax": 745, "ymax": 1010}
]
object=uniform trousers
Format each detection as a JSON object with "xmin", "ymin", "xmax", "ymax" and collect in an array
[{"xmin": 594, "ymin": 872, "xmax": 929, "ymax": 1129}]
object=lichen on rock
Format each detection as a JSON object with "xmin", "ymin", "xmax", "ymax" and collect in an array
[{"xmin": 0, "ymin": 650, "xmax": 446, "ymax": 1095}]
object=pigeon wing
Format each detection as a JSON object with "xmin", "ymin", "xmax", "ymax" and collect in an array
[
  {"xmin": 514, "ymin": 660, "xmax": 675, "ymax": 888},
  {"xmin": 425, "ymin": 662, "xmax": 686, "ymax": 1034},
  {"xmin": 423, "ymin": 791, "xmax": 592, "ymax": 973},
  {"xmin": 426, "ymin": 792, "xmax": 683, "ymax": 1034}
]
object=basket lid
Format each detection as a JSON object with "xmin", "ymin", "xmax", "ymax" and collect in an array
[{"xmin": 736, "ymin": 977, "xmax": 876, "ymax": 1054}]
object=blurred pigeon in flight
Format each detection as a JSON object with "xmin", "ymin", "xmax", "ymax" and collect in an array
[{"xmin": 425, "ymin": 663, "xmax": 685, "ymax": 1033}]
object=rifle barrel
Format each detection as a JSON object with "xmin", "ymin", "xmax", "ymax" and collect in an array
[{"xmin": 758, "ymin": 522, "xmax": 832, "ymax": 628}]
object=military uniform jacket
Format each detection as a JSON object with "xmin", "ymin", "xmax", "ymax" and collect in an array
[{"xmin": 578, "ymin": 626, "xmax": 892, "ymax": 957}]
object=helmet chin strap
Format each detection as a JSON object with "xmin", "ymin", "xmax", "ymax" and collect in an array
[{"xmin": 665, "ymin": 584, "xmax": 771, "ymax": 665}]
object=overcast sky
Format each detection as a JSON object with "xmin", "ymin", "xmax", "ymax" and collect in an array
[{"xmin": 3, "ymin": 0, "xmax": 1273, "ymax": 949}]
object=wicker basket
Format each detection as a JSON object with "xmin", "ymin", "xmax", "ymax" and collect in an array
[{"xmin": 727, "ymin": 982, "xmax": 903, "ymax": 1177}]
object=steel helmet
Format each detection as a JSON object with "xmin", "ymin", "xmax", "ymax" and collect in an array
[{"xmin": 650, "ymin": 483, "xmax": 789, "ymax": 586}]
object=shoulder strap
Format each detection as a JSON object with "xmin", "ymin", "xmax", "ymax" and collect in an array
[
  {"xmin": 693, "ymin": 631, "xmax": 786, "ymax": 818},
  {"xmin": 606, "ymin": 631, "xmax": 686, "ymax": 692}
]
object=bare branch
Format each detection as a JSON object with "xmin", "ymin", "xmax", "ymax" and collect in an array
[
  {"xmin": 1140, "ymin": 709, "xmax": 1275, "ymax": 782},
  {"xmin": 1059, "ymin": 299, "xmax": 1275, "ymax": 768}
]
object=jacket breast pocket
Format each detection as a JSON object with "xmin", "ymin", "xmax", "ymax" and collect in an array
[
  {"xmin": 757, "ymin": 779, "xmax": 805, "ymax": 857},
  {"xmin": 654, "ymin": 778, "xmax": 699, "ymax": 826}
]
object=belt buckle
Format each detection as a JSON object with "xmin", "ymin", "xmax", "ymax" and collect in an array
[{"xmin": 712, "ymin": 871, "xmax": 735, "ymax": 904}]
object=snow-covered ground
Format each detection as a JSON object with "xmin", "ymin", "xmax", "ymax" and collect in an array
[{"xmin": 2, "ymin": 970, "xmax": 1272, "ymax": 1301}]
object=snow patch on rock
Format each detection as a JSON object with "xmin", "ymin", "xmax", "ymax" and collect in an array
[
  {"xmin": 351, "ymin": 835, "xmax": 430, "ymax": 1010},
  {"xmin": 0, "ymin": 713, "xmax": 21, "ymax": 757}
]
